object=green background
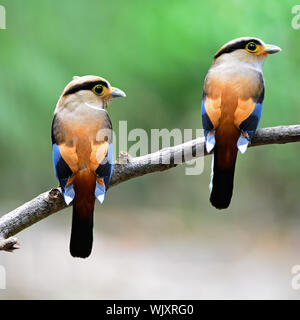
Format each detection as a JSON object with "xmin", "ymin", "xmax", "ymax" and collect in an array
[{"xmin": 0, "ymin": 0, "xmax": 299, "ymax": 299}]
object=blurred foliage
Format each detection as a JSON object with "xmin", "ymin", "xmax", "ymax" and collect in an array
[{"xmin": 0, "ymin": 0, "xmax": 299, "ymax": 219}]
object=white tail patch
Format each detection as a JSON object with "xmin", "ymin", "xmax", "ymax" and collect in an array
[
  {"xmin": 206, "ymin": 140, "xmax": 215, "ymax": 153},
  {"xmin": 209, "ymin": 154, "xmax": 214, "ymax": 192},
  {"xmin": 238, "ymin": 142, "xmax": 249, "ymax": 154},
  {"xmin": 206, "ymin": 130, "xmax": 215, "ymax": 153},
  {"xmin": 96, "ymin": 194, "xmax": 105, "ymax": 204},
  {"xmin": 95, "ymin": 182, "xmax": 106, "ymax": 204},
  {"xmin": 237, "ymin": 133, "xmax": 249, "ymax": 154},
  {"xmin": 64, "ymin": 194, "xmax": 73, "ymax": 205},
  {"xmin": 63, "ymin": 184, "xmax": 75, "ymax": 205}
]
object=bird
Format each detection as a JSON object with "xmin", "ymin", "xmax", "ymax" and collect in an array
[
  {"xmin": 201, "ymin": 37, "xmax": 281, "ymax": 209},
  {"xmin": 51, "ymin": 75, "xmax": 126, "ymax": 258}
]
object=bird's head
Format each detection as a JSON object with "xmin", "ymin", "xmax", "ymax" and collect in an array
[
  {"xmin": 213, "ymin": 37, "xmax": 281, "ymax": 69},
  {"xmin": 55, "ymin": 75, "xmax": 126, "ymax": 112}
]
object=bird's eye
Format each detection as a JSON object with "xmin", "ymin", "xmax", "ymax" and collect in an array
[
  {"xmin": 92, "ymin": 84, "xmax": 106, "ymax": 96},
  {"xmin": 246, "ymin": 42, "xmax": 258, "ymax": 53}
]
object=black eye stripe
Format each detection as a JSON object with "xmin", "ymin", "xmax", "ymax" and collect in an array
[
  {"xmin": 215, "ymin": 39, "xmax": 262, "ymax": 59},
  {"xmin": 63, "ymin": 80, "xmax": 109, "ymax": 96}
]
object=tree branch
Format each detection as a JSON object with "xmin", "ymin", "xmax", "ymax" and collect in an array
[{"xmin": 0, "ymin": 124, "xmax": 300, "ymax": 251}]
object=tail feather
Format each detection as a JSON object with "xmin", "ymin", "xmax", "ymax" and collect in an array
[
  {"xmin": 69, "ymin": 169, "xmax": 96, "ymax": 258},
  {"xmin": 70, "ymin": 205, "xmax": 94, "ymax": 258},
  {"xmin": 210, "ymin": 146, "xmax": 237, "ymax": 209}
]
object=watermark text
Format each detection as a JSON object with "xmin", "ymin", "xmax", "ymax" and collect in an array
[{"xmin": 292, "ymin": 5, "xmax": 300, "ymax": 29}]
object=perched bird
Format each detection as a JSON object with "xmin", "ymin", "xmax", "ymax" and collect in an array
[
  {"xmin": 51, "ymin": 75, "xmax": 126, "ymax": 258},
  {"xmin": 201, "ymin": 37, "xmax": 281, "ymax": 209}
]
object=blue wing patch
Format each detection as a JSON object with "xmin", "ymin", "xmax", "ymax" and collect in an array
[
  {"xmin": 201, "ymin": 98, "xmax": 215, "ymax": 153},
  {"xmin": 52, "ymin": 143, "xmax": 74, "ymax": 205},
  {"xmin": 237, "ymin": 102, "xmax": 262, "ymax": 153},
  {"xmin": 95, "ymin": 143, "xmax": 114, "ymax": 204}
]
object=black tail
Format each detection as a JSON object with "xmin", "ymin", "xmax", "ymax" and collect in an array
[
  {"xmin": 69, "ymin": 204, "xmax": 94, "ymax": 258},
  {"xmin": 210, "ymin": 147, "xmax": 237, "ymax": 209}
]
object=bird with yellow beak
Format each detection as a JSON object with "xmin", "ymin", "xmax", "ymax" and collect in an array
[
  {"xmin": 51, "ymin": 75, "xmax": 126, "ymax": 258},
  {"xmin": 201, "ymin": 37, "xmax": 281, "ymax": 209}
]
